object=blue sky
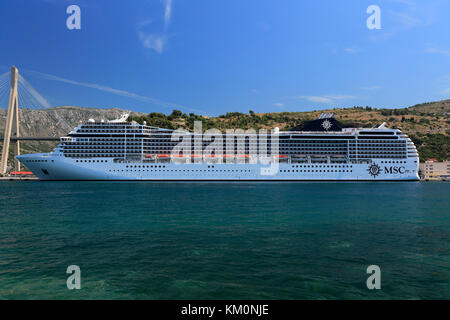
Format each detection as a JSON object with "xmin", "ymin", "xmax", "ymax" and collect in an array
[{"xmin": 0, "ymin": 0, "xmax": 449, "ymax": 116}]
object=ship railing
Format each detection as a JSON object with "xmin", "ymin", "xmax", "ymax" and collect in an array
[{"xmin": 136, "ymin": 154, "xmax": 296, "ymax": 164}]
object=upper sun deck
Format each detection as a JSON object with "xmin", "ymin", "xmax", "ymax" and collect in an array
[
  {"xmin": 68, "ymin": 121, "xmax": 173, "ymax": 136},
  {"xmin": 64, "ymin": 113, "xmax": 407, "ymax": 141}
]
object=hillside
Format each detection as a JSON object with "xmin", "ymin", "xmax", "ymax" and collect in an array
[
  {"xmin": 128, "ymin": 100, "xmax": 449, "ymax": 134},
  {"xmin": 0, "ymin": 100, "xmax": 449, "ymax": 167}
]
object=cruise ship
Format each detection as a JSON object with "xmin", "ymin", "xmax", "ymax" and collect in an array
[{"xmin": 16, "ymin": 114, "xmax": 420, "ymax": 181}]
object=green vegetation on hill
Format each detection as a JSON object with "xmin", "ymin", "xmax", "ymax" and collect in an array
[
  {"xmin": 129, "ymin": 100, "xmax": 450, "ymax": 162},
  {"xmin": 128, "ymin": 109, "xmax": 306, "ymax": 131},
  {"xmin": 409, "ymin": 133, "xmax": 450, "ymax": 162}
]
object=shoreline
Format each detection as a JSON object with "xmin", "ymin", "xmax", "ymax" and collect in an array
[{"xmin": 0, "ymin": 176, "xmax": 38, "ymax": 180}]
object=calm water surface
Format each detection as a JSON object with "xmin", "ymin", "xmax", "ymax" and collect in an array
[{"xmin": 0, "ymin": 181, "xmax": 448, "ymax": 299}]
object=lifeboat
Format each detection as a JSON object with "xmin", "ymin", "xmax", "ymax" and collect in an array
[
  {"xmin": 222, "ymin": 155, "xmax": 235, "ymax": 158},
  {"xmin": 157, "ymin": 154, "xmax": 171, "ymax": 158},
  {"xmin": 276, "ymin": 155, "xmax": 288, "ymax": 158},
  {"xmin": 190, "ymin": 154, "xmax": 202, "ymax": 158},
  {"xmin": 10, "ymin": 171, "xmax": 33, "ymax": 175},
  {"xmin": 237, "ymin": 155, "xmax": 249, "ymax": 158},
  {"xmin": 172, "ymin": 154, "xmax": 186, "ymax": 158},
  {"xmin": 143, "ymin": 154, "xmax": 154, "ymax": 159}
]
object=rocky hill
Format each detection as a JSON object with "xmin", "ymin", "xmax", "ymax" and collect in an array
[{"xmin": 0, "ymin": 100, "xmax": 449, "ymax": 168}]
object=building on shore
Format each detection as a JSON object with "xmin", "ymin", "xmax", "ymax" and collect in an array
[{"xmin": 419, "ymin": 159, "xmax": 450, "ymax": 181}]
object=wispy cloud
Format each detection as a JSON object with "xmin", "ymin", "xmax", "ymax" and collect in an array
[
  {"xmin": 297, "ymin": 95, "xmax": 356, "ymax": 104},
  {"xmin": 164, "ymin": 0, "xmax": 172, "ymax": 27},
  {"xmin": 299, "ymin": 96, "xmax": 333, "ymax": 104},
  {"xmin": 345, "ymin": 46, "xmax": 360, "ymax": 54},
  {"xmin": 139, "ymin": 33, "xmax": 166, "ymax": 54},
  {"xmin": 441, "ymin": 87, "xmax": 450, "ymax": 94},
  {"xmin": 22, "ymin": 68, "xmax": 202, "ymax": 113},
  {"xmin": 327, "ymin": 95, "xmax": 356, "ymax": 100},
  {"xmin": 390, "ymin": 0, "xmax": 416, "ymax": 6},
  {"xmin": 369, "ymin": 0, "xmax": 441, "ymax": 41},
  {"xmin": 273, "ymin": 102, "xmax": 284, "ymax": 109},
  {"xmin": 361, "ymin": 85, "xmax": 382, "ymax": 91},
  {"xmin": 426, "ymin": 47, "xmax": 450, "ymax": 57},
  {"xmin": 390, "ymin": 10, "xmax": 422, "ymax": 28},
  {"xmin": 137, "ymin": 0, "xmax": 173, "ymax": 54}
]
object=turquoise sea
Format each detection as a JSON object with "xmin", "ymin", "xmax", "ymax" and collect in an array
[{"xmin": 0, "ymin": 181, "xmax": 448, "ymax": 299}]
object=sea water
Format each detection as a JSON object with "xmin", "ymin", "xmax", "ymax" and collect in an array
[{"xmin": 0, "ymin": 181, "xmax": 448, "ymax": 299}]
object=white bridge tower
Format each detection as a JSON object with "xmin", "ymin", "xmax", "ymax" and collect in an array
[{"xmin": 1, "ymin": 66, "xmax": 20, "ymax": 174}]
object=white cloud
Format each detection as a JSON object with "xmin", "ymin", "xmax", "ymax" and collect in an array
[
  {"xmin": 164, "ymin": 0, "xmax": 172, "ymax": 27},
  {"xmin": 369, "ymin": 1, "xmax": 441, "ymax": 41},
  {"xmin": 139, "ymin": 32, "xmax": 166, "ymax": 54},
  {"xmin": 345, "ymin": 46, "xmax": 360, "ymax": 54},
  {"xmin": 426, "ymin": 47, "xmax": 450, "ymax": 57},
  {"xmin": 388, "ymin": 0, "xmax": 433, "ymax": 28},
  {"xmin": 298, "ymin": 96, "xmax": 333, "ymax": 104},
  {"xmin": 273, "ymin": 102, "xmax": 284, "ymax": 108},
  {"xmin": 137, "ymin": 0, "xmax": 173, "ymax": 54},
  {"xmin": 361, "ymin": 85, "xmax": 382, "ymax": 91},
  {"xmin": 298, "ymin": 95, "xmax": 356, "ymax": 104},
  {"xmin": 390, "ymin": 11, "xmax": 422, "ymax": 28},
  {"xmin": 326, "ymin": 95, "xmax": 356, "ymax": 100},
  {"xmin": 441, "ymin": 88, "xmax": 450, "ymax": 94},
  {"xmin": 390, "ymin": 0, "xmax": 416, "ymax": 6},
  {"xmin": 136, "ymin": 19, "xmax": 152, "ymax": 29}
]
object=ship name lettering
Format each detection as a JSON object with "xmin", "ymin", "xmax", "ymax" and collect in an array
[{"xmin": 384, "ymin": 166, "xmax": 405, "ymax": 174}]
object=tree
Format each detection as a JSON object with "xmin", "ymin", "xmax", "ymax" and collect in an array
[{"xmin": 170, "ymin": 109, "xmax": 183, "ymax": 118}]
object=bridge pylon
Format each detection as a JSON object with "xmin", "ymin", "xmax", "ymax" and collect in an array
[{"xmin": 1, "ymin": 66, "xmax": 21, "ymax": 174}]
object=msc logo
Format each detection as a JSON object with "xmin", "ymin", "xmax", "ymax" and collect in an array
[
  {"xmin": 367, "ymin": 163, "xmax": 381, "ymax": 178},
  {"xmin": 321, "ymin": 120, "xmax": 332, "ymax": 131},
  {"xmin": 368, "ymin": 163, "xmax": 406, "ymax": 178},
  {"xmin": 384, "ymin": 166, "xmax": 405, "ymax": 174}
]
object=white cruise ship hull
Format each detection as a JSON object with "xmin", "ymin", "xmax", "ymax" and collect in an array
[{"xmin": 17, "ymin": 153, "xmax": 420, "ymax": 181}]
